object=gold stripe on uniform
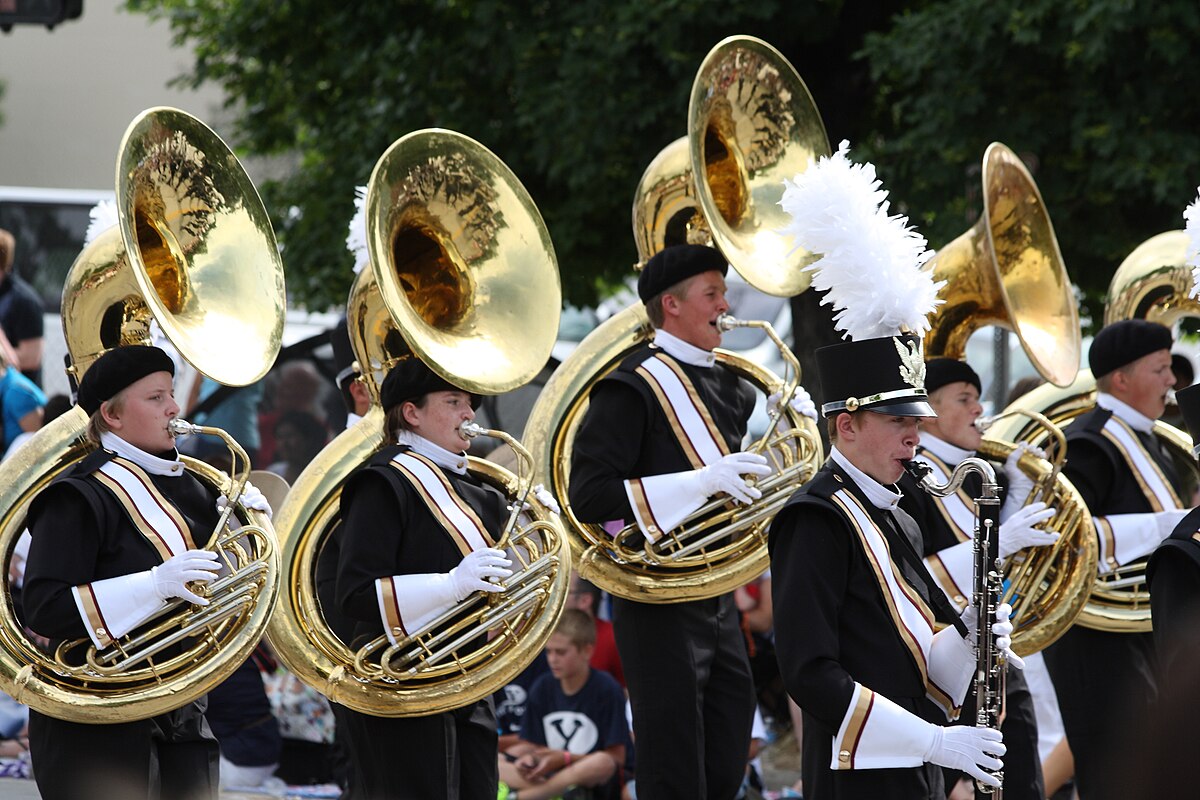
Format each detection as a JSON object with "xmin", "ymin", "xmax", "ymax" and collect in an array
[
  {"xmin": 832, "ymin": 491, "xmax": 931, "ymax": 686},
  {"xmin": 77, "ymin": 583, "xmax": 114, "ymax": 649},
  {"xmin": 837, "ymin": 687, "xmax": 874, "ymax": 770}
]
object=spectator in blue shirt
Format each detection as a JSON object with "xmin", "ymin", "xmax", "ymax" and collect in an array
[
  {"xmin": 0, "ymin": 347, "xmax": 46, "ymax": 455},
  {"xmin": 500, "ymin": 609, "xmax": 631, "ymax": 800}
]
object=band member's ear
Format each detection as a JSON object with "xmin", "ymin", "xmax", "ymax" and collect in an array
[{"xmin": 834, "ymin": 411, "xmax": 857, "ymax": 442}]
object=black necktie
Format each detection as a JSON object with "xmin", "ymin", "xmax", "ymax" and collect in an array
[
  {"xmin": 887, "ymin": 504, "xmax": 969, "ymax": 634},
  {"xmin": 886, "ymin": 506, "xmax": 933, "ymax": 601}
]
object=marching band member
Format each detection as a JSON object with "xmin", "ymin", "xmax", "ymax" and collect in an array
[
  {"xmin": 568, "ymin": 243, "xmax": 776, "ymax": 799},
  {"xmin": 770, "ymin": 142, "xmax": 1017, "ymax": 800},
  {"xmin": 1044, "ymin": 319, "xmax": 1189, "ymax": 797},
  {"xmin": 899, "ymin": 358, "xmax": 1056, "ymax": 799},
  {"xmin": 1147, "ymin": 381, "xmax": 1200, "ymax": 692},
  {"xmin": 336, "ymin": 358, "xmax": 513, "ymax": 800},
  {"xmin": 22, "ymin": 345, "xmax": 270, "ymax": 800}
]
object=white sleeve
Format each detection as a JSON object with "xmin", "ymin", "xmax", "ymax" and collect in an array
[
  {"xmin": 831, "ymin": 683, "xmax": 937, "ymax": 770},
  {"xmin": 374, "ymin": 572, "xmax": 457, "ymax": 645},
  {"xmin": 1092, "ymin": 513, "xmax": 1158, "ymax": 574},
  {"xmin": 71, "ymin": 571, "xmax": 165, "ymax": 649},
  {"xmin": 623, "ymin": 472, "xmax": 707, "ymax": 544}
]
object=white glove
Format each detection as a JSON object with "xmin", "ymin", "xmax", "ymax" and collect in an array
[
  {"xmin": 696, "ymin": 452, "xmax": 772, "ymax": 504},
  {"xmin": 216, "ymin": 481, "xmax": 273, "ymax": 520},
  {"xmin": 448, "ymin": 548, "xmax": 513, "ymax": 601},
  {"xmin": 960, "ymin": 602, "xmax": 1025, "ymax": 669},
  {"xmin": 151, "ymin": 549, "xmax": 220, "ymax": 605},
  {"xmin": 1000, "ymin": 443, "xmax": 1044, "ymax": 520},
  {"xmin": 531, "ymin": 484, "xmax": 561, "ymax": 515},
  {"xmin": 1156, "ymin": 508, "xmax": 1191, "ymax": 539},
  {"xmin": 767, "ymin": 387, "xmax": 818, "ymax": 421},
  {"xmin": 998, "ymin": 501, "xmax": 1058, "ymax": 560},
  {"xmin": 923, "ymin": 724, "xmax": 1006, "ymax": 788}
]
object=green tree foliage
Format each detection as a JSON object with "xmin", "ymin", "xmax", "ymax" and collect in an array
[
  {"xmin": 126, "ymin": 0, "xmax": 869, "ymax": 311},
  {"xmin": 860, "ymin": 0, "xmax": 1200, "ymax": 326}
]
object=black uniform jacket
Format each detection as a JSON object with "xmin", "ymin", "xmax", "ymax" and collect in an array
[
  {"xmin": 1147, "ymin": 506, "xmax": 1200, "ymax": 687},
  {"xmin": 568, "ymin": 343, "xmax": 755, "ymax": 525},
  {"xmin": 23, "ymin": 448, "xmax": 218, "ymax": 647},
  {"xmin": 336, "ymin": 444, "xmax": 508, "ymax": 650},
  {"xmin": 1065, "ymin": 406, "xmax": 1184, "ymax": 519},
  {"xmin": 770, "ymin": 461, "xmax": 965, "ymax": 800}
]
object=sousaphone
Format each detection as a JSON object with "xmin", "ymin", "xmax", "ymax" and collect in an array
[
  {"xmin": 921, "ymin": 142, "xmax": 1096, "ymax": 652},
  {"xmin": 524, "ymin": 36, "xmax": 826, "ymax": 603},
  {"xmin": 987, "ymin": 230, "xmax": 1200, "ymax": 634},
  {"xmin": 0, "ymin": 107, "xmax": 285, "ymax": 722},
  {"xmin": 266, "ymin": 129, "xmax": 571, "ymax": 717}
]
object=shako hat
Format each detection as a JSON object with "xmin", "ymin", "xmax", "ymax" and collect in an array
[{"xmin": 779, "ymin": 140, "xmax": 944, "ymax": 419}]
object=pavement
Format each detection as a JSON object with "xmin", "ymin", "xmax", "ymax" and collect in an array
[{"xmin": 0, "ymin": 734, "xmax": 804, "ymax": 799}]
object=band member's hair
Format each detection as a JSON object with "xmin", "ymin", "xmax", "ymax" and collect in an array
[
  {"xmin": 86, "ymin": 392, "xmax": 127, "ymax": 446},
  {"xmin": 553, "ymin": 607, "xmax": 597, "ymax": 649},
  {"xmin": 644, "ymin": 275, "xmax": 699, "ymax": 329},
  {"xmin": 383, "ymin": 394, "xmax": 430, "ymax": 444}
]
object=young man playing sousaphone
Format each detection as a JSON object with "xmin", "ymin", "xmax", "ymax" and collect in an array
[
  {"xmin": 899, "ymin": 358, "xmax": 1058, "ymax": 799},
  {"xmin": 569, "ymin": 242, "xmax": 818, "ymax": 798},
  {"xmin": 1041, "ymin": 318, "xmax": 1189, "ymax": 798},
  {"xmin": 770, "ymin": 141, "xmax": 1020, "ymax": 800},
  {"xmin": 22, "ymin": 345, "xmax": 272, "ymax": 800}
]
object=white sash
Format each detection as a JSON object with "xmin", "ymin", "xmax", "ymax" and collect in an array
[
  {"xmin": 636, "ymin": 354, "xmax": 729, "ymax": 468},
  {"xmin": 389, "ymin": 451, "xmax": 492, "ymax": 554},
  {"xmin": 1101, "ymin": 417, "xmax": 1182, "ymax": 512},
  {"xmin": 95, "ymin": 457, "xmax": 192, "ymax": 559},
  {"xmin": 830, "ymin": 488, "xmax": 958, "ymax": 714}
]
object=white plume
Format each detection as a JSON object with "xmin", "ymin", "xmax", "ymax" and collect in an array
[
  {"xmin": 778, "ymin": 140, "xmax": 944, "ymax": 340},
  {"xmin": 84, "ymin": 200, "xmax": 119, "ymax": 247},
  {"xmin": 345, "ymin": 185, "xmax": 369, "ymax": 274},
  {"xmin": 1184, "ymin": 187, "xmax": 1200, "ymax": 299}
]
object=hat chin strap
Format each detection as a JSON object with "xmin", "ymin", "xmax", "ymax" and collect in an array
[{"xmin": 822, "ymin": 387, "xmax": 929, "ymax": 416}]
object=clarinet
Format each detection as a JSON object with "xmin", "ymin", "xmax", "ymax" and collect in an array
[{"xmin": 904, "ymin": 457, "xmax": 1005, "ymax": 796}]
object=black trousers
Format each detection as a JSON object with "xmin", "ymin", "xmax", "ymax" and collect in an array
[
  {"xmin": 28, "ymin": 703, "xmax": 219, "ymax": 800},
  {"xmin": 613, "ymin": 593, "xmax": 755, "ymax": 800},
  {"xmin": 1042, "ymin": 626, "xmax": 1156, "ymax": 799},
  {"xmin": 341, "ymin": 700, "xmax": 497, "ymax": 800}
]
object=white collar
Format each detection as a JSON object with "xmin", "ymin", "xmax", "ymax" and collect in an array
[
  {"xmin": 829, "ymin": 446, "xmax": 903, "ymax": 511},
  {"xmin": 1097, "ymin": 392, "xmax": 1154, "ymax": 434},
  {"xmin": 344, "ymin": 412, "xmax": 363, "ymax": 430},
  {"xmin": 918, "ymin": 433, "xmax": 975, "ymax": 466},
  {"xmin": 651, "ymin": 329, "xmax": 716, "ymax": 368},
  {"xmin": 100, "ymin": 431, "xmax": 185, "ymax": 477},
  {"xmin": 396, "ymin": 430, "xmax": 469, "ymax": 475}
]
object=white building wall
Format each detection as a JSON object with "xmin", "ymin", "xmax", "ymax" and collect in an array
[{"xmin": 0, "ymin": 0, "xmax": 229, "ymax": 190}]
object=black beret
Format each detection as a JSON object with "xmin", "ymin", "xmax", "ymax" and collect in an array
[
  {"xmin": 329, "ymin": 317, "xmax": 358, "ymax": 388},
  {"xmin": 379, "ymin": 358, "xmax": 481, "ymax": 412},
  {"xmin": 77, "ymin": 346, "xmax": 176, "ymax": 415},
  {"xmin": 637, "ymin": 244, "xmax": 728, "ymax": 303},
  {"xmin": 924, "ymin": 358, "xmax": 981, "ymax": 396},
  {"xmin": 1176, "ymin": 383, "xmax": 1200, "ymax": 456},
  {"xmin": 1089, "ymin": 320, "xmax": 1173, "ymax": 379}
]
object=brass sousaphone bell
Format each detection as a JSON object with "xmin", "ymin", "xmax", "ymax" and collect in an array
[
  {"xmin": 0, "ymin": 107, "xmax": 285, "ymax": 722},
  {"xmin": 921, "ymin": 143, "xmax": 1097, "ymax": 654},
  {"xmin": 524, "ymin": 36, "xmax": 826, "ymax": 603},
  {"xmin": 266, "ymin": 129, "xmax": 571, "ymax": 717}
]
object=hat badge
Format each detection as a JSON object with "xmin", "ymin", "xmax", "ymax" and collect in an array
[{"xmin": 895, "ymin": 337, "xmax": 925, "ymax": 390}]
